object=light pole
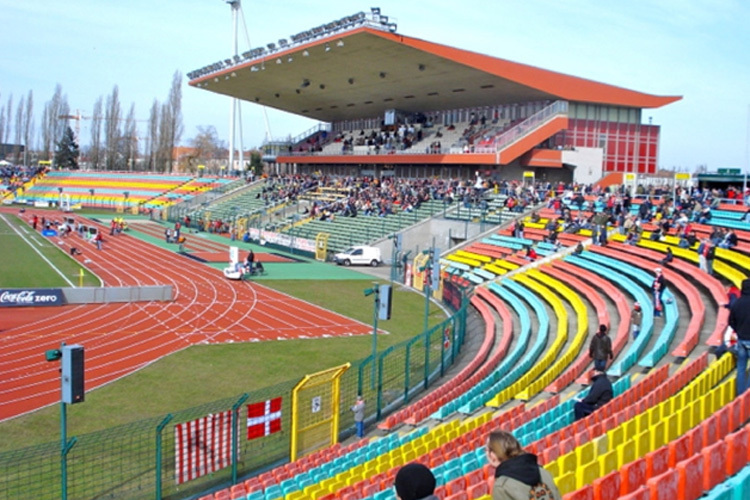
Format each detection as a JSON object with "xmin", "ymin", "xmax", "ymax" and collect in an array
[
  {"xmin": 364, "ymin": 284, "xmax": 379, "ymax": 390},
  {"xmin": 45, "ymin": 343, "xmax": 85, "ymax": 500},
  {"xmin": 363, "ymin": 284, "xmax": 392, "ymax": 391}
]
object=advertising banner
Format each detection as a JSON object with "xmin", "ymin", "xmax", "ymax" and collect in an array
[{"xmin": 0, "ymin": 289, "xmax": 67, "ymax": 307}]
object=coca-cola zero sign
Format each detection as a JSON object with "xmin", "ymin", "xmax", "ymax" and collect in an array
[{"xmin": 0, "ymin": 289, "xmax": 66, "ymax": 307}]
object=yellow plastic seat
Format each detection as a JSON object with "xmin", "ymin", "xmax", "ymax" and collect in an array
[
  {"xmin": 650, "ymin": 420, "xmax": 666, "ymax": 450},
  {"xmin": 556, "ymin": 472, "xmax": 577, "ymax": 496},
  {"xmin": 599, "ymin": 449, "xmax": 619, "ymax": 476},
  {"xmin": 576, "ymin": 459, "xmax": 600, "ymax": 489},
  {"xmin": 576, "ymin": 441, "xmax": 595, "ymax": 468},
  {"xmin": 607, "ymin": 427, "xmax": 624, "ymax": 450},
  {"xmin": 636, "ymin": 430, "xmax": 652, "ymax": 457}
]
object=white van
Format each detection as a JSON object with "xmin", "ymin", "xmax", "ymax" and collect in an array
[{"xmin": 333, "ymin": 246, "xmax": 382, "ymax": 267}]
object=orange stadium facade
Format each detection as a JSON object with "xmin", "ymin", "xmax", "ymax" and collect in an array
[{"xmin": 188, "ymin": 9, "xmax": 680, "ymax": 184}]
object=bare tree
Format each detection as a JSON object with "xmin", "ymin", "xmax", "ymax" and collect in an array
[
  {"xmin": 165, "ymin": 71, "xmax": 183, "ymax": 172},
  {"xmin": 186, "ymin": 125, "xmax": 223, "ymax": 173},
  {"xmin": 13, "ymin": 95, "xmax": 24, "ymax": 163},
  {"xmin": 41, "ymin": 85, "xmax": 69, "ymax": 161},
  {"xmin": 22, "ymin": 90, "xmax": 33, "ymax": 165},
  {"xmin": 4, "ymin": 94, "xmax": 13, "ymax": 144},
  {"xmin": 89, "ymin": 96, "xmax": 103, "ymax": 169},
  {"xmin": 104, "ymin": 85, "xmax": 121, "ymax": 170},
  {"xmin": 146, "ymin": 99, "xmax": 159, "ymax": 171},
  {"xmin": 0, "ymin": 92, "xmax": 5, "ymax": 149},
  {"xmin": 122, "ymin": 103, "xmax": 138, "ymax": 171},
  {"xmin": 157, "ymin": 102, "xmax": 172, "ymax": 172}
]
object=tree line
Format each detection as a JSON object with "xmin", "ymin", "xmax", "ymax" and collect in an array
[{"xmin": 0, "ymin": 70, "xmax": 184, "ymax": 172}]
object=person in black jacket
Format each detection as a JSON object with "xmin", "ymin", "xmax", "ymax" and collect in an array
[
  {"xmin": 730, "ymin": 279, "xmax": 750, "ymax": 396},
  {"xmin": 574, "ymin": 370, "xmax": 613, "ymax": 420}
]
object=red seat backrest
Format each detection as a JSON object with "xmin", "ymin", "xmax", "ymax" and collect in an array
[{"xmin": 676, "ymin": 454, "xmax": 703, "ymax": 500}]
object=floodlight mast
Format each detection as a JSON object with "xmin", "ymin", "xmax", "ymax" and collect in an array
[{"xmin": 225, "ymin": 0, "xmax": 244, "ymax": 174}]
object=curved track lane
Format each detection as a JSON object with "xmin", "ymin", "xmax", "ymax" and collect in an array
[{"xmin": 0, "ymin": 215, "xmax": 371, "ymax": 420}]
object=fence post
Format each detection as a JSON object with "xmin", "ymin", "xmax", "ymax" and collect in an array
[
  {"xmin": 423, "ymin": 329, "xmax": 430, "ymax": 389},
  {"xmin": 60, "ymin": 400, "xmax": 77, "ymax": 500},
  {"xmin": 376, "ymin": 353, "xmax": 385, "ymax": 420},
  {"xmin": 357, "ymin": 356, "xmax": 372, "ymax": 399},
  {"xmin": 404, "ymin": 343, "xmax": 411, "ymax": 403},
  {"xmin": 155, "ymin": 414, "xmax": 173, "ymax": 500},
  {"xmin": 452, "ymin": 316, "xmax": 459, "ymax": 362},
  {"xmin": 440, "ymin": 322, "xmax": 445, "ymax": 377},
  {"xmin": 231, "ymin": 394, "xmax": 249, "ymax": 484}
]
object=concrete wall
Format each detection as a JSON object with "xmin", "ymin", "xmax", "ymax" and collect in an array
[
  {"xmin": 370, "ymin": 216, "xmax": 489, "ymax": 264},
  {"xmin": 563, "ymin": 147, "xmax": 604, "ymax": 185},
  {"xmin": 62, "ymin": 285, "xmax": 173, "ymax": 304}
]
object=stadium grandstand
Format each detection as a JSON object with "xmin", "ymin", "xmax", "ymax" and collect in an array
[
  {"xmin": 9, "ymin": 8, "xmax": 750, "ymax": 500},
  {"xmin": 188, "ymin": 8, "xmax": 680, "ymax": 185}
]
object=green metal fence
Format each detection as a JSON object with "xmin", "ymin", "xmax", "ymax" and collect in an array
[{"xmin": 0, "ymin": 294, "xmax": 468, "ymax": 500}]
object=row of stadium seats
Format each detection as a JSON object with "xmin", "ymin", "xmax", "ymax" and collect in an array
[
  {"xmin": 199, "ymin": 197, "xmax": 749, "ymax": 500},
  {"xmin": 17, "ymin": 170, "xmax": 235, "ymax": 208}
]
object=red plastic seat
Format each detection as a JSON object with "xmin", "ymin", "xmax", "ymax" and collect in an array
[
  {"xmin": 620, "ymin": 457, "xmax": 647, "ymax": 495},
  {"xmin": 444, "ymin": 493, "xmax": 468, "ymax": 500},
  {"xmin": 559, "ymin": 436, "xmax": 576, "ymax": 456},
  {"xmin": 214, "ymin": 490, "xmax": 231, "ymax": 500},
  {"xmin": 702, "ymin": 415, "xmax": 718, "ymax": 447},
  {"xmin": 465, "ymin": 469, "xmax": 484, "ymax": 486},
  {"xmin": 676, "ymin": 453, "xmax": 703, "ymax": 500},
  {"xmin": 617, "ymin": 486, "xmax": 649, "ymax": 500},
  {"xmin": 543, "ymin": 445, "xmax": 560, "ymax": 464},
  {"xmin": 564, "ymin": 485, "xmax": 593, "ymax": 500},
  {"xmin": 668, "ymin": 434, "xmax": 692, "ymax": 467},
  {"xmin": 646, "ymin": 469, "xmax": 678, "ymax": 500},
  {"xmin": 592, "ymin": 470, "xmax": 620, "ymax": 500},
  {"xmin": 716, "ymin": 406, "xmax": 730, "ymax": 441},
  {"xmin": 645, "ymin": 446, "xmax": 670, "ymax": 479},
  {"xmin": 686, "ymin": 426, "xmax": 703, "ymax": 458},
  {"xmin": 701, "ymin": 440, "xmax": 727, "ymax": 491},
  {"xmin": 728, "ymin": 398, "xmax": 744, "ymax": 431},
  {"xmin": 724, "ymin": 426, "xmax": 749, "ymax": 477},
  {"xmin": 467, "ymin": 482, "xmax": 489, "ymax": 498},
  {"xmin": 445, "ymin": 477, "xmax": 467, "ymax": 496}
]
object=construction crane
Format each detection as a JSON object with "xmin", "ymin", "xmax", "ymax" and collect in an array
[
  {"xmin": 58, "ymin": 109, "xmax": 90, "ymax": 141},
  {"xmin": 58, "ymin": 111, "xmax": 149, "ymax": 142}
]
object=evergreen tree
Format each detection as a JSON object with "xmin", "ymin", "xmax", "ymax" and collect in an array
[{"xmin": 54, "ymin": 126, "xmax": 79, "ymax": 169}]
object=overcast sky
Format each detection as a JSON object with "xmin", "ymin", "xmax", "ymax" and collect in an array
[{"xmin": 2, "ymin": 0, "xmax": 749, "ymax": 172}]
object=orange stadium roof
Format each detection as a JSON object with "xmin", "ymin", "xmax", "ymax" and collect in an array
[{"xmin": 189, "ymin": 26, "xmax": 681, "ymax": 122}]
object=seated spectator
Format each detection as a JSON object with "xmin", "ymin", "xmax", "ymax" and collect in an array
[
  {"xmin": 678, "ymin": 230, "xmax": 698, "ymax": 248},
  {"xmin": 485, "ymin": 430, "xmax": 562, "ymax": 500},
  {"xmin": 720, "ymin": 229, "xmax": 738, "ymax": 249},
  {"xmin": 393, "ymin": 463, "xmax": 437, "ymax": 500},
  {"xmin": 574, "ymin": 370, "xmax": 613, "ymax": 420},
  {"xmin": 660, "ymin": 247, "xmax": 673, "ymax": 265}
]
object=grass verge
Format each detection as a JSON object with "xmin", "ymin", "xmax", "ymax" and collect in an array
[
  {"xmin": 0, "ymin": 214, "xmax": 100, "ymax": 288},
  {"xmin": 0, "ymin": 280, "xmax": 445, "ymax": 451}
]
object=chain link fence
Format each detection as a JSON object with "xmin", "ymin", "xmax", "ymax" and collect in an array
[{"xmin": 0, "ymin": 293, "xmax": 468, "ymax": 500}]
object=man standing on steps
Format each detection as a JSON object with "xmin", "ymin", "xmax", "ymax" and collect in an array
[
  {"xmin": 730, "ymin": 279, "xmax": 750, "ymax": 396},
  {"xmin": 589, "ymin": 324, "xmax": 613, "ymax": 371},
  {"xmin": 652, "ymin": 268, "xmax": 666, "ymax": 317}
]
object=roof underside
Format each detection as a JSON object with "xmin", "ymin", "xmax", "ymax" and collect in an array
[{"xmin": 190, "ymin": 27, "xmax": 680, "ymax": 123}]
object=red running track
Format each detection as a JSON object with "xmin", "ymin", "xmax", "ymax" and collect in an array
[{"xmin": 0, "ymin": 213, "xmax": 372, "ymax": 421}]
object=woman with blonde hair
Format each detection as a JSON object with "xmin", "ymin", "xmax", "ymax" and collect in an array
[{"xmin": 486, "ymin": 430, "xmax": 561, "ymax": 500}]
